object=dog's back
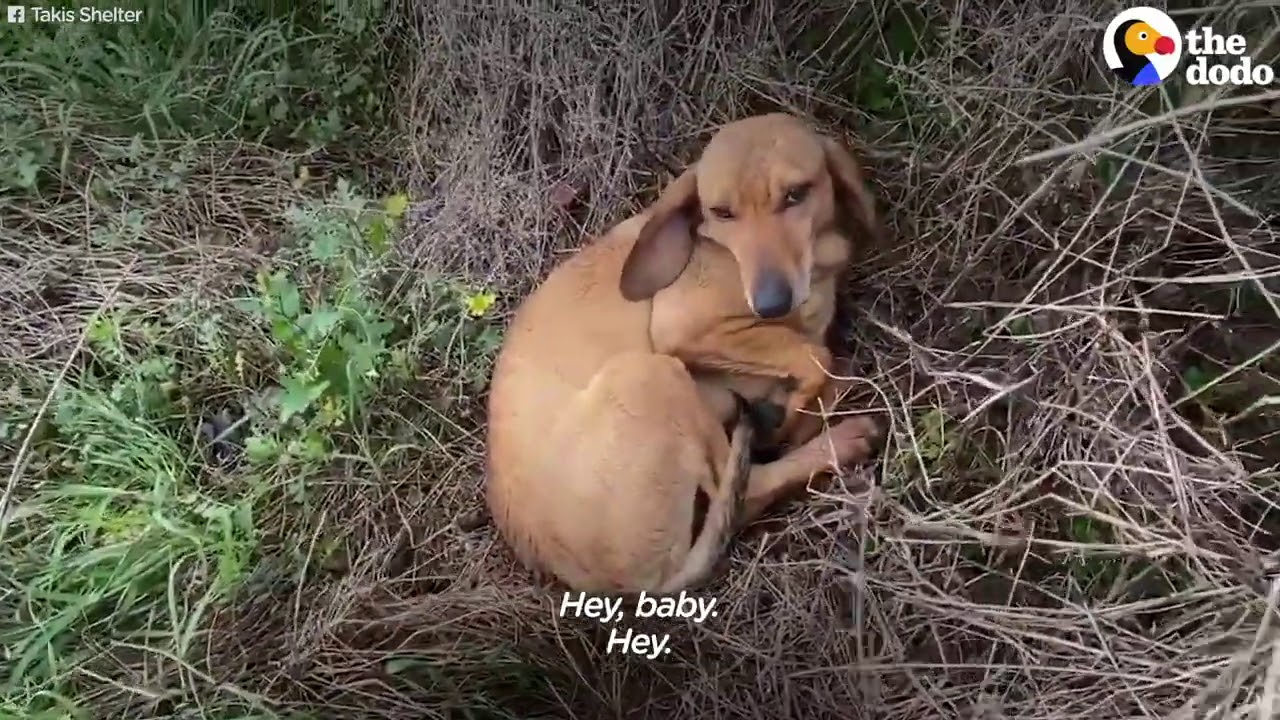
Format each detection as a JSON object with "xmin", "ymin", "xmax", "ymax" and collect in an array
[{"xmin": 485, "ymin": 218, "xmax": 656, "ymax": 578}]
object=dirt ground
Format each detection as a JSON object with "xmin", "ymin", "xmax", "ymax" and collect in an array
[{"xmin": 3, "ymin": 1, "xmax": 1280, "ymax": 718}]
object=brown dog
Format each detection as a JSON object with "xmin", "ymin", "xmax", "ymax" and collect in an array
[{"xmin": 486, "ymin": 113, "xmax": 884, "ymax": 594}]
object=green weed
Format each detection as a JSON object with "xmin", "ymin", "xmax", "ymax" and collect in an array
[
  {"xmin": 857, "ymin": 4, "xmax": 935, "ymax": 116},
  {"xmin": 234, "ymin": 183, "xmax": 501, "ymax": 480},
  {"xmin": 891, "ymin": 407, "xmax": 956, "ymax": 479},
  {"xmin": 1181, "ymin": 362, "xmax": 1263, "ymax": 417},
  {"xmin": 789, "ymin": 1, "xmax": 948, "ymax": 136},
  {"xmin": 1063, "ymin": 516, "xmax": 1123, "ymax": 594},
  {"xmin": 1003, "ymin": 316, "xmax": 1035, "ymax": 340}
]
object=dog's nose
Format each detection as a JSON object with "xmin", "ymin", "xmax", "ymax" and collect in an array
[{"xmin": 749, "ymin": 272, "xmax": 794, "ymax": 319}]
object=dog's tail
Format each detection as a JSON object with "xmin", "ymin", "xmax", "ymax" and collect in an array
[{"xmin": 657, "ymin": 393, "xmax": 757, "ymax": 594}]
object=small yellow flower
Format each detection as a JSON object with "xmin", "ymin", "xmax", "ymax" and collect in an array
[
  {"xmin": 320, "ymin": 396, "xmax": 342, "ymax": 427},
  {"xmin": 383, "ymin": 192, "xmax": 410, "ymax": 220},
  {"xmin": 464, "ymin": 291, "xmax": 496, "ymax": 318}
]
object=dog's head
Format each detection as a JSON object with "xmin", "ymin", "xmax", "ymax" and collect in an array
[{"xmin": 619, "ymin": 113, "xmax": 883, "ymax": 318}]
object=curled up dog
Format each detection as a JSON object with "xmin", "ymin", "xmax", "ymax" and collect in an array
[{"xmin": 485, "ymin": 113, "xmax": 886, "ymax": 594}]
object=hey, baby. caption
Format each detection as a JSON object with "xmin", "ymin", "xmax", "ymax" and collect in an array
[{"xmin": 558, "ymin": 591, "xmax": 718, "ymax": 659}]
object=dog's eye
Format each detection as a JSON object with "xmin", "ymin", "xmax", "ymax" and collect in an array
[
  {"xmin": 710, "ymin": 206, "xmax": 735, "ymax": 221},
  {"xmin": 782, "ymin": 183, "xmax": 811, "ymax": 209}
]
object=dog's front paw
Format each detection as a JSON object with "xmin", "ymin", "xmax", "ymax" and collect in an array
[{"xmin": 820, "ymin": 415, "xmax": 883, "ymax": 469}]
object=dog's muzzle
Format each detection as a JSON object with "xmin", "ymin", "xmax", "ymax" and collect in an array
[{"xmin": 749, "ymin": 271, "xmax": 794, "ymax": 319}]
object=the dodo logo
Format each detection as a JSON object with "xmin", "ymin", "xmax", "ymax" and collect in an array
[{"xmin": 1103, "ymin": 7, "xmax": 1181, "ymax": 86}]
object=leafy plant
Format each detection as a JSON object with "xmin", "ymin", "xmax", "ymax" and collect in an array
[
  {"xmin": 234, "ymin": 182, "xmax": 503, "ymax": 477},
  {"xmin": 233, "ymin": 182, "xmax": 400, "ymax": 471}
]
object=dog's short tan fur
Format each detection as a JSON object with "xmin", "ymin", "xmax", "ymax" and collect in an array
[{"xmin": 486, "ymin": 113, "xmax": 884, "ymax": 593}]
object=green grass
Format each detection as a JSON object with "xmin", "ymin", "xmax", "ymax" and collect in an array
[
  {"xmin": 0, "ymin": 0, "xmax": 396, "ymax": 194},
  {"xmin": 0, "ymin": 2, "xmax": 504, "ymax": 716}
]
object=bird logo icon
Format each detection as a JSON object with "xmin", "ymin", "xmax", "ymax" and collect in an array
[{"xmin": 1103, "ymin": 7, "xmax": 1182, "ymax": 86}]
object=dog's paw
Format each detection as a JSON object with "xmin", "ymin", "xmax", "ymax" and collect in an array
[{"xmin": 821, "ymin": 415, "xmax": 883, "ymax": 468}]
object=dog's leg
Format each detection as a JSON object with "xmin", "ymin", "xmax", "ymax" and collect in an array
[
  {"xmin": 782, "ymin": 357, "xmax": 859, "ymax": 448},
  {"xmin": 672, "ymin": 325, "xmax": 833, "ymax": 447},
  {"xmin": 780, "ymin": 381, "xmax": 841, "ymax": 449},
  {"xmin": 694, "ymin": 375, "xmax": 747, "ymax": 429},
  {"xmin": 530, "ymin": 351, "xmax": 742, "ymax": 592},
  {"xmin": 741, "ymin": 414, "xmax": 881, "ymax": 524},
  {"xmin": 694, "ymin": 371, "xmax": 788, "ymax": 431}
]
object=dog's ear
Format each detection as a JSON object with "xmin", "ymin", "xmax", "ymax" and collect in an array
[
  {"xmin": 619, "ymin": 168, "xmax": 700, "ymax": 301},
  {"xmin": 821, "ymin": 137, "xmax": 885, "ymax": 245}
]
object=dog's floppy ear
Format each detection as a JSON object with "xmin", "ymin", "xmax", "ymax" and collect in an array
[
  {"xmin": 619, "ymin": 168, "xmax": 699, "ymax": 301},
  {"xmin": 821, "ymin": 137, "xmax": 885, "ymax": 245}
]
